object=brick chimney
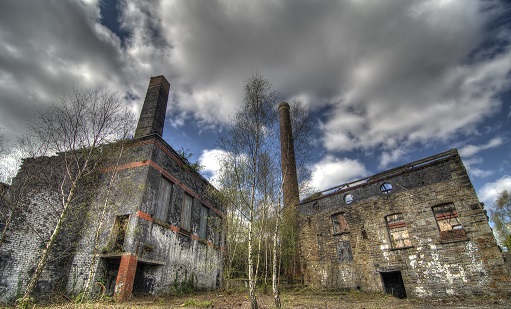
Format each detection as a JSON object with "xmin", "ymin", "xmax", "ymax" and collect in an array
[
  {"xmin": 279, "ymin": 102, "xmax": 300, "ymax": 208},
  {"xmin": 134, "ymin": 75, "xmax": 170, "ymax": 138}
]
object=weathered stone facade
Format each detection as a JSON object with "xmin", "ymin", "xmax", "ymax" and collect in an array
[
  {"xmin": 297, "ymin": 149, "xmax": 510, "ymax": 298},
  {"xmin": 0, "ymin": 76, "xmax": 225, "ymax": 303}
]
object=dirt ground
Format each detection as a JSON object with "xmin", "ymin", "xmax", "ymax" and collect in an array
[{"xmin": 26, "ymin": 290, "xmax": 510, "ymax": 309}]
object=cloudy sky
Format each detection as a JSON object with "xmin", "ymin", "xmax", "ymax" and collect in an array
[{"xmin": 1, "ymin": 0, "xmax": 510, "ymax": 209}]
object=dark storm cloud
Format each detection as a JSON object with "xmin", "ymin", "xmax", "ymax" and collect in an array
[
  {"xmin": 1, "ymin": 0, "xmax": 510, "ymax": 189},
  {"xmin": 0, "ymin": 0, "xmax": 132, "ymax": 146}
]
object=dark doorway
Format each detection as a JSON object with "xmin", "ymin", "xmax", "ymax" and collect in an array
[
  {"xmin": 132, "ymin": 263, "xmax": 156, "ymax": 296},
  {"xmin": 381, "ymin": 271, "xmax": 407, "ymax": 299},
  {"xmin": 100, "ymin": 257, "xmax": 120, "ymax": 296}
]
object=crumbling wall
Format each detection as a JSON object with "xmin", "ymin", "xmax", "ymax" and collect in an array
[
  {"xmin": 66, "ymin": 135, "xmax": 224, "ymax": 299},
  {"xmin": 298, "ymin": 150, "xmax": 510, "ymax": 298},
  {"xmin": 0, "ymin": 156, "xmax": 92, "ymax": 303}
]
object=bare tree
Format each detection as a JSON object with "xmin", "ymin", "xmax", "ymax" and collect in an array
[
  {"xmin": 16, "ymin": 88, "xmax": 134, "ymax": 306},
  {"xmin": 218, "ymin": 73, "xmax": 281, "ymax": 309},
  {"xmin": 217, "ymin": 74, "xmax": 313, "ymax": 308}
]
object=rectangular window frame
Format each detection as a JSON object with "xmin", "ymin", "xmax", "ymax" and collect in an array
[
  {"xmin": 432, "ymin": 203, "xmax": 467, "ymax": 243},
  {"xmin": 155, "ymin": 177, "xmax": 173, "ymax": 222},
  {"xmin": 331, "ymin": 212, "xmax": 349, "ymax": 235},
  {"xmin": 181, "ymin": 193, "xmax": 193, "ymax": 231},
  {"xmin": 385, "ymin": 213, "xmax": 412, "ymax": 249},
  {"xmin": 199, "ymin": 204, "xmax": 208, "ymax": 239},
  {"xmin": 336, "ymin": 240, "xmax": 353, "ymax": 262}
]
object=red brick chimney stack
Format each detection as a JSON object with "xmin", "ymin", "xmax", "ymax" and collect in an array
[{"xmin": 278, "ymin": 102, "xmax": 300, "ymax": 208}]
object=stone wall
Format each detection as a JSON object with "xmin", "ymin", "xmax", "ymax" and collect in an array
[{"xmin": 297, "ymin": 150, "xmax": 510, "ymax": 298}]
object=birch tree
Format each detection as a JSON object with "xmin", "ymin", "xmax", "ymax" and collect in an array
[
  {"xmin": 16, "ymin": 88, "xmax": 134, "ymax": 306},
  {"xmin": 218, "ymin": 74, "xmax": 313, "ymax": 308},
  {"xmin": 218, "ymin": 73, "xmax": 280, "ymax": 309}
]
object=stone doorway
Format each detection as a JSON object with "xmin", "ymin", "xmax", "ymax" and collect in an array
[{"xmin": 380, "ymin": 271, "xmax": 407, "ymax": 299}]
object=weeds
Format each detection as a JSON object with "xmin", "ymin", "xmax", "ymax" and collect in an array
[{"xmin": 182, "ymin": 299, "xmax": 214, "ymax": 308}]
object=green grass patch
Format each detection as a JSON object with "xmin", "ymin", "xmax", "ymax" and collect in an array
[{"xmin": 182, "ymin": 299, "xmax": 214, "ymax": 308}]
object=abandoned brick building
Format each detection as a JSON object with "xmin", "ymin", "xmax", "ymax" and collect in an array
[
  {"xmin": 278, "ymin": 104, "xmax": 511, "ymax": 299},
  {"xmin": 0, "ymin": 76, "xmax": 225, "ymax": 303}
]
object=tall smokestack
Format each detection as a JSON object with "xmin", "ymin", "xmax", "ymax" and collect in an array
[
  {"xmin": 134, "ymin": 75, "xmax": 170, "ymax": 138},
  {"xmin": 279, "ymin": 102, "xmax": 300, "ymax": 208}
]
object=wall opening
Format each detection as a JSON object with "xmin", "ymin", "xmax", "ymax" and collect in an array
[
  {"xmin": 99, "ymin": 257, "xmax": 121, "ymax": 296},
  {"xmin": 331, "ymin": 212, "xmax": 349, "ymax": 234},
  {"xmin": 432, "ymin": 203, "xmax": 467, "ymax": 243},
  {"xmin": 381, "ymin": 271, "xmax": 407, "ymax": 299},
  {"xmin": 385, "ymin": 213, "xmax": 412, "ymax": 248},
  {"xmin": 336, "ymin": 240, "xmax": 353, "ymax": 262},
  {"xmin": 132, "ymin": 263, "xmax": 157, "ymax": 296},
  {"xmin": 111, "ymin": 215, "xmax": 129, "ymax": 252}
]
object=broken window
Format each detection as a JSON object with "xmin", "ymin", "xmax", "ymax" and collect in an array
[
  {"xmin": 155, "ymin": 177, "xmax": 173, "ymax": 222},
  {"xmin": 336, "ymin": 240, "xmax": 353, "ymax": 262},
  {"xmin": 206, "ymin": 214, "xmax": 222, "ymax": 245},
  {"xmin": 344, "ymin": 194, "xmax": 353, "ymax": 204},
  {"xmin": 181, "ymin": 193, "xmax": 193, "ymax": 231},
  {"xmin": 111, "ymin": 215, "xmax": 129, "ymax": 252},
  {"xmin": 199, "ymin": 204, "xmax": 208, "ymax": 239},
  {"xmin": 385, "ymin": 213, "xmax": 412, "ymax": 249},
  {"xmin": 380, "ymin": 183, "xmax": 393, "ymax": 194},
  {"xmin": 331, "ymin": 212, "xmax": 349, "ymax": 234},
  {"xmin": 433, "ymin": 203, "xmax": 467, "ymax": 243}
]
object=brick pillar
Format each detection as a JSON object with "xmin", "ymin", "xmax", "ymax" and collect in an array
[
  {"xmin": 114, "ymin": 254, "xmax": 138, "ymax": 301},
  {"xmin": 134, "ymin": 75, "xmax": 170, "ymax": 138}
]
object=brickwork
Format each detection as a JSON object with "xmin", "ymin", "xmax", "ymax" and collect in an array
[
  {"xmin": 114, "ymin": 254, "xmax": 138, "ymax": 301},
  {"xmin": 65, "ymin": 135, "xmax": 224, "ymax": 300},
  {"xmin": 297, "ymin": 150, "xmax": 511, "ymax": 298},
  {"xmin": 134, "ymin": 76, "xmax": 170, "ymax": 138},
  {"xmin": 0, "ymin": 76, "xmax": 225, "ymax": 304},
  {"xmin": 0, "ymin": 155, "xmax": 93, "ymax": 303}
]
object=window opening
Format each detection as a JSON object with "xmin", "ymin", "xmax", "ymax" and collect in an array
[
  {"xmin": 380, "ymin": 183, "xmax": 393, "ymax": 194},
  {"xmin": 336, "ymin": 240, "xmax": 353, "ymax": 262},
  {"xmin": 331, "ymin": 212, "xmax": 349, "ymax": 234},
  {"xmin": 211, "ymin": 214, "xmax": 222, "ymax": 246},
  {"xmin": 155, "ymin": 177, "xmax": 173, "ymax": 221},
  {"xmin": 111, "ymin": 215, "xmax": 129, "ymax": 252},
  {"xmin": 181, "ymin": 193, "xmax": 193, "ymax": 231},
  {"xmin": 432, "ymin": 203, "xmax": 467, "ymax": 242},
  {"xmin": 199, "ymin": 204, "xmax": 208, "ymax": 239},
  {"xmin": 344, "ymin": 194, "xmax": 353, "ymax": 204},
  {"xmin": 385, "ymin": 213, "xmax": 412, "ymax": 248},
  {"xmin": 361, "ymin": 226, "xmax": 368, "ymax": 240}
]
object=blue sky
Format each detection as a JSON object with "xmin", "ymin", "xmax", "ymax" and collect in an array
[{"xmin": 0, "ymin": 0, "xmax": 510, "ymax": 210}]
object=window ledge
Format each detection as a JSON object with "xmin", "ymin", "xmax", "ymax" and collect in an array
[
  {"xmin": 333, "ymin": 231, "xmax": 350, "ymax": 236},
  {"xmin": 153, "ymin": 218, "xmax": 170, "ymax": 228},
  {"xmin": 179, "ymin": 229, "xmax": 191, "ymax": 237},
  {"xmin": 439, "ymin": 238, "xmax": 469, "ymax": 244},
  {"xmin": 389, "ymin": 246, "xmax": 414, "ymax": 251}
]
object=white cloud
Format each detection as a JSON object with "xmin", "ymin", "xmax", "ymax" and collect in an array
[
  {"xmin": 198, "ymin": 149, "xmax": 228, "ymax": 185},
  {"xmin": 459, "ymin": 137, "xmax": 503, "ymax": 157},
  {"xmin": 379, "ymin": 148, "xmax": 408, "ymax": 169},
  {"xmin": 468, "ymin": 167, "xmax": 494, "ymax": 178},
  {"xmin": 0, "ymin": 0, "xmax": 510, "ymax": 184},
  {"xmin": 310, "ymin": 155, "xmax": 369, "ymax": 191},
  {"xmin": 478, "ymin": 176, "xmax": 511, "ymax": 209}
]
